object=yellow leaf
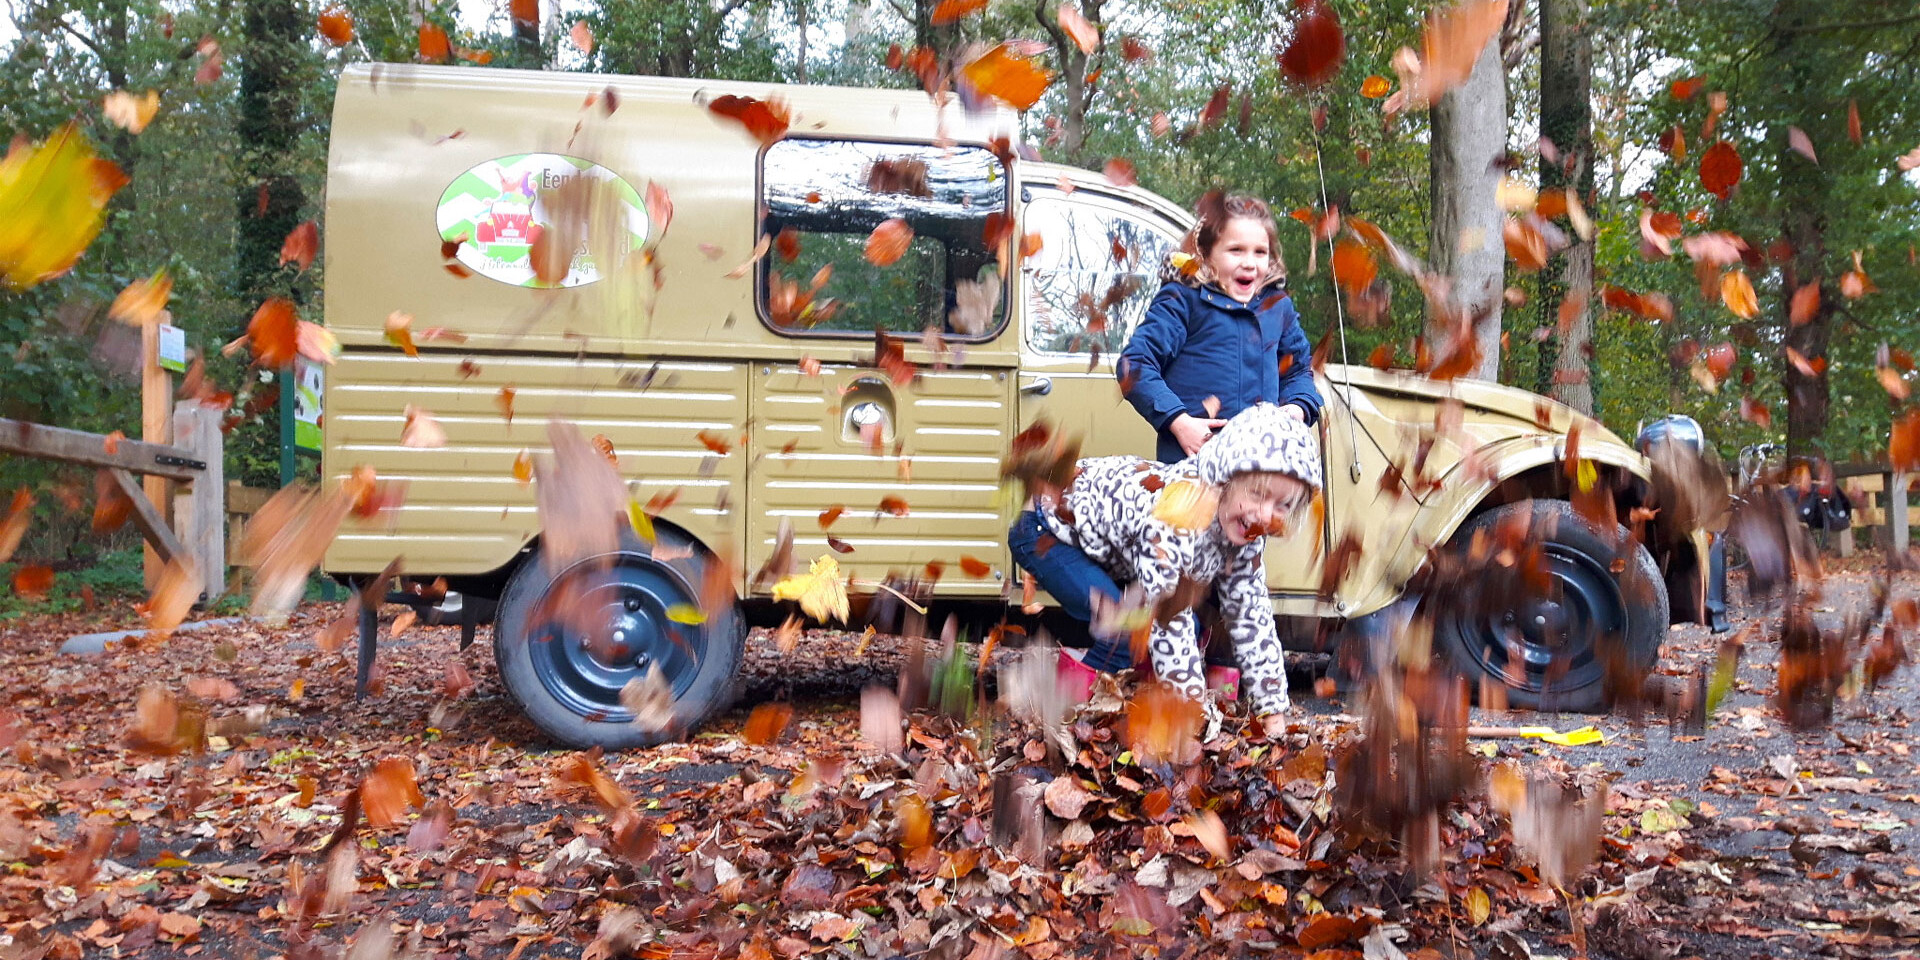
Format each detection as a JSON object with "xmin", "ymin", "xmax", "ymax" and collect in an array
[
  {"xmin": 771, "ymin": 555, "xmax": 850, "ymax": 625},
  {"xmin": 627, "ymin": 498, "xmax": 656, "ymax": 543},
  {"xmin": 1152, "ymin": 479, "xmax": 1219, "ymax": 531},
  {"xmin": 1720, "ymin": 269, "xmax": 1758, "ymax": 319},
  {"xmin": 1465, "ymin": 886, "xmax": 1491, "ymax": 925},
  {"xmin": 0, "ymin": 123, "xmax": 127, "ymax": 289},
  {"xmin": 665, "ymin": 603, "xmax": 705, "ymax": 625}
]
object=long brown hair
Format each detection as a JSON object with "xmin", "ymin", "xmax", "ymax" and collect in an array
[{"xmin": 1184, "ymin": 190, "xmax": 1287, "ymax": 288}]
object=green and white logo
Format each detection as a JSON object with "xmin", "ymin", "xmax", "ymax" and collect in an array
[{"xmin": 435, "ymin": 154, "xmax": 647, "ymax": 288}]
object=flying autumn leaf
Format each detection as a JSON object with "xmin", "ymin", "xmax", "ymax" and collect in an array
[
  {"xmin": 1057, "ymin": 4, "xmax": 1098, "ymax": 55},
  {"xmin": 1785, "ymin": 347, "xmax": 1825, "ymax": 378},
  {"xmin": 1102, "ymin": 158, "xmax": 1137, "ymax": 187},
  {"xmin": 1121, "ymin": 36, "xmax": 1154, "ymax": 62},
  {"xmin": 1739, "ymin": 396, "xmax": 1772, "ymax": 429},
  {"xmin": 495, "ymin": 386, "xmax": 516, "ymax": 423},
  {"xmin": 930, "ymin": 0, "xmax": 988, "ymax": 24},
  {"xmin": 1894, "ymin": 410, "xmax": 1920, "ymax": 472},
  {"xmin": 1359, "ymin": 75, "xmax": 1391, "ymax": 98},
  {"xmin": 279, "ymin": 220, "xmax": 318, "ymax": 272},
  {"xmin": 362, "ymin": 757, "xmax": 425, "ymax": 828},
  {"xmin": 318, "ymin": 6, "xmax": 354, "ymax": 46},
  {"xmin": 193, "ymin": 39, "xmax": 223, "ymax": 84},
  {"xmin": 1720, "ymin": 270, "xmax": 1758, "ymax": 319},
  {"xmin": 569, "ymin": 20, "xmax": 594, "ymax": 55},
  {"xmin": 102, "ymin": 90, "xmax": 160, "ymax": 134},
  {"xmin": 771, "ymin": 555, "xmax": 849, "ymax": 625},
  {"xmin": 0, "ymin": 489, "xmax": 28, "ymax": 564},
  {"xmin": 1699, "ymin": 141, "xmax": 1742, "ymax": 199},
  {"xmin": 1848, "ymin": 100, "xmax": 1862, "ymax": 145},
  {"xmin": 706, "ymin": 94, "xmax": 791, "ymax": 147},
  {"xmin": 1277, "ymin": 0, "xmax": 1345, "ymax": 88},
  {"xmin": 1789, "ymin": 282, "xmax": 1819, "ymax": 326},
  {"xmin": 1330, "ymin": 239, "xmax": 1375, "ymax": 294},
  {"xmin": 1669, "ymin": 76, "xmax": 1703, "ymax": 101},
  {"xmin": 418, "ymin": 23, "xmax": 451, "ymax": 62},
  {"xmin": 960, "ymin": 43, "xmax": 1055, "ymax": 112},
  {"xmin": 644, "ymin": 181, "xmax": 672, "ymax": 246},
  {"xmin": 0, "ymin": 123, "xmax": 127, "ymax": 289},
  {"xmin": 1786, "ymin": 126, "xmax": 1817, "ymax": 164},
  {"xmin": 247, "ymin": 298, "xmax": 300, "ymax": 368},
  {"xmin": 12, "ymin": 564, "xmax": 54, "ymax": 600},
  {"xmin": 401, "ymin": 405, "xmax": 447, "ymax": 448},
  {"xmin": 109, "ymin": 270, "xmax": 172, "ymax": 326},
  {"xmin": 864, "ymin": 218, "xmax": 914, "ymax": 266},
  {"xmin": 384, "ymin": 311, "xmax": 418, "ymax": 357},
  {"xmin": 1841, "ymin": 250, "xmax": 1873, "ymax": 298},
  {"xmin": 743, "ymin": 703, "xmax": 793, "ymax": 745},
  {"xmin": 1388, "ymin": 0, "xmax": 1508, "ymax": 112}
]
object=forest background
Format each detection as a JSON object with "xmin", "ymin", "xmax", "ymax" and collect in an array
[{"xmin": 1, "ymin": 0, "xmax": 1916, "ymax": 580}]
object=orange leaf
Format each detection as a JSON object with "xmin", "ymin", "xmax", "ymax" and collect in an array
[
  {"xmin": 1367, "ymin": 342, "xmax": 1395, "ymax": 370},
  {"xmin": 109, "ymin": 269, "xmax": 173, "ymax": 326},
  {"xmin": 1789, "ymin": 282, "xmax": 1819, "ymax": 326},
  {"xmin": 1057, "ymin": 3, "xmax": 1098, "ymax": 55},
  {"xmin": 1878, "ymin": 366, "xmax": 1909, "ymax": 400},
  {"xmin": 1330, "ymin": 238, "xmax": 1375, "ymax": 294},
  {"xmin": 1669, "ymin": 76, "xmax": 1703, "ymax": 101},
  {"xmin": 644, "ymin": 181, "xmax": 672, "ymax": 244},
  {"xmin": 706, "ymin": 94, "xmax": 791, "ymax": 147},
  {"xmin": 1414, "ymin": 0, "xmax": 1509, "ymax": 105},
  {"xmin": 695, "ymin": 429, "xmax": 734, "ymax": 454},
  {"xmin": 930, "ymin": 0, "xmax": 987, "ymax": 24},
  {"xmin": 248, "ymin": 298, "xmax": 299, "ymax": 368},
  {"xmin": 279, "ymin": 220, "xmax": 318, "ymax": 272},
  {"xmin": 318, "ymin": 6, "xmax": 354, "ymax": 46},
  {"xmin": 960, "ymin": 43, "xmax": 1055, "ymax": 112},
  {"xmin": 418, "ymin": 23, "xmax": 450, "ymax": 62},
  {"xmin": 101, "ymin": 89, "xmax": 161, "ymax": 134},
  {"xmin": 1360, "ymin": 74, "xmax": 1391, "ymax": 98},
  {"xmin": 1699, "ymin": 141, "xmax": 1742, "ymax": 199},
  {"xmin": 1894, "ymin": 409, "xmax": 1920, "ymax": 473},
  {"xmin": 510, "ymin": 0, "xmax": 537, "ymax": 26},
  {"xmin": 1785, "ymin": 347, "xmax": 1825, "ymax": 378},
  {"xmin": 958, "ymin": 555, "xmax": 992, "ymax": 578},
  {"xmin": 513, "ymin": 450, "xmax": 533, "ymax": 485},
  {"xmin": 1503, "ymin": 217, "xmax": 1547, "ymax": 272},
  {"xmin": 11, "ymin": 564, "xmax": 53, "ymax": 599},
  {"xmin": 864, "ymin": 218, "xmax": 914, "ymax": 267},
  {"xmin": 817, "ymin": 505, "xmax": 843, "ymax": 529},
  {"xmin": 568, "ymin": 20, "xmax": 594, "ymax": 55},
  {"xmin": 1739, "ymin": 396, "xmax": 1772, "ymax": 429},
  {"xmin": 495, "ymin": 385, "xmax": 516, "ymax": 423},
  {"xmin": 876, "ymin": 496, "xmax": 909, "ymax": 517},
  {"xmin": 1277, "ymin": 0, "xmax": 1345, "ymax": 88},
  {"xmin": 1719, "ymin": 270, "xmax": 1758, "ymax": 319},
  {"xmin": 362, "ymin": 757, "xmax": 425, "ymax": 828},
  {"xmin": 1102, "ymin": 158, "xmax": 1137, "ymax": 186},
  {"xmin": 743, "ymin": 703, "xmax": 793, "ymax": 745},
  {"xmin": 1848, "ymin": 99, "xmax": 1862, "ymax": 145}
]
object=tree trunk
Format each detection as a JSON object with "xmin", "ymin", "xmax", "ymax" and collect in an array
[
  {"xmin": 1770, "ymin": 0, "xmax": 1832, "ymax": 456},
  {"xmin": 1536, "ymin": 0, "xmax": 1595, "ymax": 413},
  {"xmin": 234, "ymin": 0, "xmax": 307, "ymax": 306},
  {"xmin": 795, "ymin": 0, "xmax": 807, "ymax": 83},
  {"xmin": 1427, "ymin": 40, "xmax": 1506, "ymax": 381}
]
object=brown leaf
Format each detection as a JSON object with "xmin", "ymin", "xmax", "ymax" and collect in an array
[
  {"xmin": 1848, "ymin": 99, "xmax": 1862, "ymax": 145},
  {"xmin": 863, "ymin": 218, "xmax": 913, "ymax": 266},
  {"xmin": 1277, "ymin": 1, "xmax": 1345, "ymax": 88},
  {"xmin": 1789, "ymin": 282, "xmax": 1820, "ymax": 326},
  {"xmin": 1330, "ymin": 238, "xmax": 1375, "ymax": 294},
  {"xmin": 248, "ymin": 298, "xmax": 300, "ymax": 368},
  {"xmin": 401, "ymin": 405, "xmax": 446, "ymax": 448},
  {"xmin": 280, "ymin": 220, "xmax": 319, "ymax": 272},
  {"xmin": 1893, "ymin": 410, "xmax": 1920, "ymax": 473},
  {"xmin": 876, "ymin": 496, "xmax": 909, "ymax": 518},
  {"xmin": 1669, "ymin": 76, "xmax": 1703, "ymax": 100},
  {"xmin": 1699, "ymin": 141, "xmax": 1743, "ymax": 199},
  {"xmin": 958, "ymin": 555, "xmax": 992, "ymax": 578},
  {"xmin": 362, "ymin": 757, "xmax": 424, "ymax": 828},
  {"xmin": 1787, "ymin": 126, "xmax": 1817, "ymax": 165},
  {"xmin": 706, "ymin": 95, "xmax": 791, "ymax": 147},
  {"xmin": 1102, "ymin": 158, "xmax": 1138, "ymax": 187},
  {"xmin": 743, "ymin": 703, "xmax": 793, "ymax": 745}
]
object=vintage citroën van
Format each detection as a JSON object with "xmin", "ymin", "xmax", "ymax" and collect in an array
[{"xmin": 322, "ymin": 63, "xmax": 1685, "ymax": 749}]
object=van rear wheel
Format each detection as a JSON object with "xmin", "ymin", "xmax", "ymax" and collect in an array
[
  {"xmin": 1432, "ymin": 499, "xmax": 1666, "ymax": 713},
  {"xmin": 493, "ymin": 530, "xmax": 741, "ymax": 750}
]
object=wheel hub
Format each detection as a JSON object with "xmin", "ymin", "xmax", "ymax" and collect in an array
[{"xmin": 526, "ymin": 554, "xmax": 706, "ymax": 720}]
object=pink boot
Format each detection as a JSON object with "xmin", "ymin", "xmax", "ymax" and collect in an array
[
  {"xmin": 1057, "ymin": 649, "xmax": 1100, "ymax": 703},
  {"xmin": 1206, "ymin": 665, "xmax": 1240, "ymax": 701}
]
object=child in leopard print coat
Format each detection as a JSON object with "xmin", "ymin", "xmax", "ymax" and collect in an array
[{"xmin": 1008, "ymin": 403, "xmax": 1320, "ymax": 719}]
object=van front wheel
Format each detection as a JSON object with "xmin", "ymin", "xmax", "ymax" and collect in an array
[
  {"xmin": 1431, "ymin": 499, "xmax": 1667, "ymax": 713},
  {"xmin": 493, "ymin": 531, "xmax": 742, "ymax": 750}
]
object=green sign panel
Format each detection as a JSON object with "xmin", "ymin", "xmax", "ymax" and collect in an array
[{"xmin": 435, "ymin": 153, "xmax": 648, "ymax": 289}]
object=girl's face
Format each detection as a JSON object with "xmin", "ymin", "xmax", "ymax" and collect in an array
[
  {"xmin": 1217, "ymin": 472, "xmax": 1310, "ymax": 545},
  {"xmin": 1205, "ymin": 217, "xmax": 1273, "ymax": 303}
]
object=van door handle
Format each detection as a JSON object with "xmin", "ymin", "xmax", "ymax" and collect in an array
[{"xmin": 1021, "ymin": 377, "xmax": 1052, "ymax": 396}]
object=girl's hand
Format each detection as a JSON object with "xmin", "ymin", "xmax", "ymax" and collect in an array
[{"xmin": 1170, "ymin": 414, "xmax": 1227, "ymax": 457}]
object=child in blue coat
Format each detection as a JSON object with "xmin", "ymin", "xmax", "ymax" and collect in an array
[{"xmin": 1119, "ymin": 193, "xmax": 1322, "ymax": 464}]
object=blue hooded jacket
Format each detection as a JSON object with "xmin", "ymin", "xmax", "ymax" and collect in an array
[{"xmin": 1119, "ymin": 279, "xmax": 1323, "ymax": 463}]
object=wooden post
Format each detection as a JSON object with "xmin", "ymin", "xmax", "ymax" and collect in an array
[
  {"xmin": 1893, "ymin": 471, "xmax": 1909, "ymax": 560},
  {"xmin": 141, "ymin": 317, "xmax": 172, "ymax": 591},
  {"xmin": 171, "ymin": 401, "xmax": 225, "ymax": 602}
]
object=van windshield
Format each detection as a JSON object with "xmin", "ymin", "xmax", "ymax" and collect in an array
[{"xmin": 759, "ymin": 138, "xmax": 1009, "ymax": 340}]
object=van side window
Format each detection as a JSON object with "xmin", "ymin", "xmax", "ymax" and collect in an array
[
  {"xmin": 759, "ymin": 139, "xmax": 1009, "ymax": 339},
  {"xmin": 1021, "ymin": 194, "xmax": 1178, "ymax": 355}
]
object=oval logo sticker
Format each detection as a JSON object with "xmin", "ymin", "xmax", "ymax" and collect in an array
[{"xmin": 435, "ymin": 154, "xmax": 646, "ymax": 288}]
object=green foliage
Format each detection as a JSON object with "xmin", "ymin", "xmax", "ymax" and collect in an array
[{"xmin": 0, "ymin": 546, "xmax": 146, "ymax": 619}]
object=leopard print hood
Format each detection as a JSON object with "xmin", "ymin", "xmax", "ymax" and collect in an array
[{"xmin": 1187, "ymin": 403, "xmax": 1323, "ymax": 490}]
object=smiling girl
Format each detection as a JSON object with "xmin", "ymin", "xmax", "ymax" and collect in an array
[{"xmin": 1118, "ymin": 192, "xmax": 1322, "ymax": 464}]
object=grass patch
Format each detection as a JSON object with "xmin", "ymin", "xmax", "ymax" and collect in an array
[{"xmin": 1, "ymin": 549, "xmax": 337, "ymax": 620}]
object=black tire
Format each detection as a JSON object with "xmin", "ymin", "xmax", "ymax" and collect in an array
[
  {"xmin": 1431, "ymin": 500, "xmax": 1667, "ymax": 712},
  {"xmin": 493, "ymin": 526, "xmax": 742, "ymax": 750}
]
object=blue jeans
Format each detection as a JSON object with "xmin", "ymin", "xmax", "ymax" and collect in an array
[{"xmin": 1007, "ymin": 508, "xmax": 1132, "ymax": 672}]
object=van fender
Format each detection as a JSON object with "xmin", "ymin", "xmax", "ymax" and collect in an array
[{"xmin": 1333, "ymin": 433, "xmax": 1652, "ymax": 620}]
